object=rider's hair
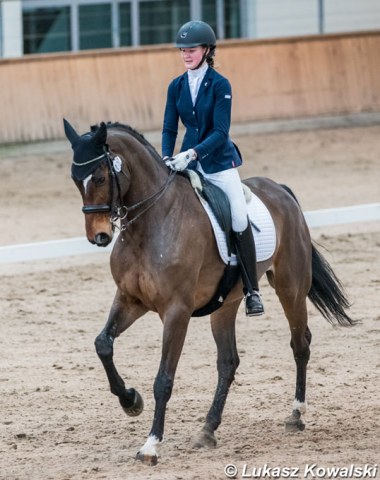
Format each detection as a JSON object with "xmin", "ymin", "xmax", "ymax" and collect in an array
[{"xmin": 206, "ymin": 46, "xmax": 216, "ymax": 69}]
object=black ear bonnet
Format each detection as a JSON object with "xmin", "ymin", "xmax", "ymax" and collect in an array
[{"xmin": 63, "ymin": 119, "xmax": 108, "ymax": 181}]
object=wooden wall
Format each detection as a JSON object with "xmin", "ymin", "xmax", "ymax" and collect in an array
[{"xmin": 0, "ymin": 31, "xmax": 379, "ymax": 144}]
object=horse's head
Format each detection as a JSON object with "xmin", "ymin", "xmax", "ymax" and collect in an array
[{"xmin": 64, "ymin": 119, "xmax": 119, "ymax": 247}]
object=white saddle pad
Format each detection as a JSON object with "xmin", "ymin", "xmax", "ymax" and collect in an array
[{"xmin": 200, "ymin": 193, "xmax": 276, "ymax": 265}]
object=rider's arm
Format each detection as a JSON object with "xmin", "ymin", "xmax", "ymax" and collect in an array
[
  {"xmin": 193, "ymin": 78, "xmax": 232, "ymax": 160},
  {"xmin": 162, "ymin": 80, "xmax": 179, "ymax": 158}
]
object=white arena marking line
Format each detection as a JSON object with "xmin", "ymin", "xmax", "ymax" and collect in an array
[
  {"xmin": 0, "ymin": 203, "xmax": 379, "ymax": 265},
  {"xmin": 0, "ymin": 236, "xmax": 113, "ymax": 264},
  {"xmin": 303, "ymin": 203, "xmax": 380, "ymax": 228}
]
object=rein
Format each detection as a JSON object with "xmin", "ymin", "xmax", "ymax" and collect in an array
[
  {"xmin": 79, "ymin": 150, "xmax": 177, "ymax": 230},
  {"xmin": 112, "ymin": 168, "xmax": 177, "ymax": 231}
]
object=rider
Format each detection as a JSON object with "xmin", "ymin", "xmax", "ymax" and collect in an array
[{"xmin": 162, "ymin": 20, "xmax": 264, "ymax": 317}]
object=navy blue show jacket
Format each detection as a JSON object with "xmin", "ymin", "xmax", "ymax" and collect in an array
[{"xmin": 162, "ymin": 67, "xmax": 242, "ymax": 174}]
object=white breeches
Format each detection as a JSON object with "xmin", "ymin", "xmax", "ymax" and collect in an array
[{"xmin": 196, "ymin": 164, "xmax": 249, "ymax": 232}]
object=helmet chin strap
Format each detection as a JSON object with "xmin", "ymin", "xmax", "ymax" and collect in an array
[{"xmin": 191, "ymin": 48, "xmax": 209, "ymax": 70}]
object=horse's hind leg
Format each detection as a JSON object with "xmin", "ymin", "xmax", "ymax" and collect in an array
[
  {"xmin": 95, "ymin": 292, "xmax": 147, "ymax": 416},
  {"xmin": 268, "ymin": 269, "xmax": 312, "ymax": 432},
  {"xmin": 285, "ymin": 300, "xmax": 311, "ymax": 432},
  {"xmin": 194, "ymin": 301, "xmax": 240, "ymax": 449},
  {"xmin": 279, "ymin": 290, "xmax": 312, "ymax": 432},
  {"xmin": 287, "ymin": 322, "xmax": 312, "ymax": 432}
]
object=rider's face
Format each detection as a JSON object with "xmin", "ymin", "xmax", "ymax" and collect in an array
[{"xmin": 180, "ymin": 47, "xmax": 207, "ymax": 70}]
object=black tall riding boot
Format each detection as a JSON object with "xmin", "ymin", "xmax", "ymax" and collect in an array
[{"xmin": 233, "ymin": 225, "xmax": 264, "ymax": 317}]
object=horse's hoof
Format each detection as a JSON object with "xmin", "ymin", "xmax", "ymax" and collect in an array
[
  {"xmin": 193, "ymin": 429, "xmax": 217, "ymax": 449},
  {"xmin": 122, "ymin": 388, "xmax": 144, "ymax": 417},
  {"xmin": 136, "ymin": 451, "xmax": 158, "ymax": 466},
  {"xmin": 285, "ymin": 410, "xmax": 305, "ymax": 432}
]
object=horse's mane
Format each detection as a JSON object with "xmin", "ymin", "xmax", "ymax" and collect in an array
[{"xmin": 91, "ymin": 121, "xmax": 162, "ymax": 163}]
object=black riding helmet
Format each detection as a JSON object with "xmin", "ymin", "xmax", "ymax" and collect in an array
[{"xmin": 175, "ymin": 20, "xmax": 216, "ymax": 48}]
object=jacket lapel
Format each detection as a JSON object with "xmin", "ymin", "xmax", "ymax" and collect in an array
[
  {"xmin": 195, "ymin": 68, "xmax": 214, "ymax": 106},
  {"xmin": 181, "ymin": 73, "xmax": 193, "ymax": 106}
]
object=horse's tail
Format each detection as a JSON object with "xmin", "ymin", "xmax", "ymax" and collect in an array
[
  {"xmin": 280, "ymin": 184, "xmax": 357, "ymax": 327},
  {"xmin": 308, "ymin": 245, "xmax": 357, "ymax": 326}
]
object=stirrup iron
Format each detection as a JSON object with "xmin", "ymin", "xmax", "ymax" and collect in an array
[{"xmin": 245, "ymin": 290, "xmax": 264, "ymax": 317}]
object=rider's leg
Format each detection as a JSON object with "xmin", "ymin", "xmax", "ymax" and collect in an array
[
  {"xmin": 232, "ymin": 225, "xmax": 264, "ymax": 316},
  {"xmin": 196, "ymin": 166, "xmax": 264, "ymax": 316}
]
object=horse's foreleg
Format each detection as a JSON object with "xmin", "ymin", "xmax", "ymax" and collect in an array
[
  {"xmin": 194, "ymin": 302, "xmax": 240, "ymax": 449},
  {"xmin": 95, "ymin": 295, "xmax": 147, "ymax": 416},
  {"xmin": 136, "ymin": 305, "xmax": 191, "ymax": 466}
]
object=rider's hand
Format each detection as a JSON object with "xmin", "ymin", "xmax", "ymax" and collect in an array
[{"xmin": 165, "ymin": 149, "xmax": 197, "ymax": 171}]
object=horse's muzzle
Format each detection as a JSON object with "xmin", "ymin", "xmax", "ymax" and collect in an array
[{"xmin": 94, "ymin": 232, "xmax": 112, "ymax": 247}]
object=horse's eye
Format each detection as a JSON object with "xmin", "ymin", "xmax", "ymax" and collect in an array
[{"xmin": 92, "ymin": 176, "xmax": 105, "ymax": 186}]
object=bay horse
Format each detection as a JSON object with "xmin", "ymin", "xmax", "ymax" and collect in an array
[{"xmin": 64, "ymin": 119, "xmax": 355, "ymax": 466}]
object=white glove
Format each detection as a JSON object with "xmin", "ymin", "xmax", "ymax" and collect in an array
[{"xmin": 165, "ymin": 149, "xmax": 197, "ymax": 171}]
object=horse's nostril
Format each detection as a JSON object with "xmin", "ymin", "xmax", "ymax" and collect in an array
[{"xmin": 94, "ymin": 232, "xmax": 111, "ymax": 247}]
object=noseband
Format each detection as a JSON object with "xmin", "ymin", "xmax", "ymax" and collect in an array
[{"xmin": 76, "ymin": 149, "xmax": 177, "ymax": 230}]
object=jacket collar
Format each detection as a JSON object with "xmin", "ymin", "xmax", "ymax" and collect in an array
[{"xmin": 181, "ymin": 68, "xmax": 214, "ymax": 106}]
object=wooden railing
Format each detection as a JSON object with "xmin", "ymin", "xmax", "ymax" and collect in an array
[{"xmin": 0, "ymin": 30, "xmax": 379, "ymax": 143}]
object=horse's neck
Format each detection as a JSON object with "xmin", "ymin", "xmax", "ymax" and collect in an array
[
  {"xmin": 112, "ymin": 133, "xmax": 204, "ymax": 246},
  {"xmin": 117, "ymin": 133, "xmax": 170, "ymax": 204}
]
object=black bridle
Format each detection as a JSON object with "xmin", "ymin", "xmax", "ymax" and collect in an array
[
  {"xmin": 77, "ymin": 150, "xmax": 177, "ymax": 230},
  {"xmin": 79, "ymin": 150, "xmax": 121, "ymax": 216}
]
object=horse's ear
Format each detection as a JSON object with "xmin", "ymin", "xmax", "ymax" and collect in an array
[
  {"xmin": 63, "ymin": 118, "xmax": 80, "ymax": 145},
  {"xmin": 93, "ymin": 122, "xmax": 107, "ymax": 146}
]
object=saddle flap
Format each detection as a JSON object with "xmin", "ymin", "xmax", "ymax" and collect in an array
[{"xmin": 181, "ymin": 170, "xmax": 233, "ymax": 253}]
